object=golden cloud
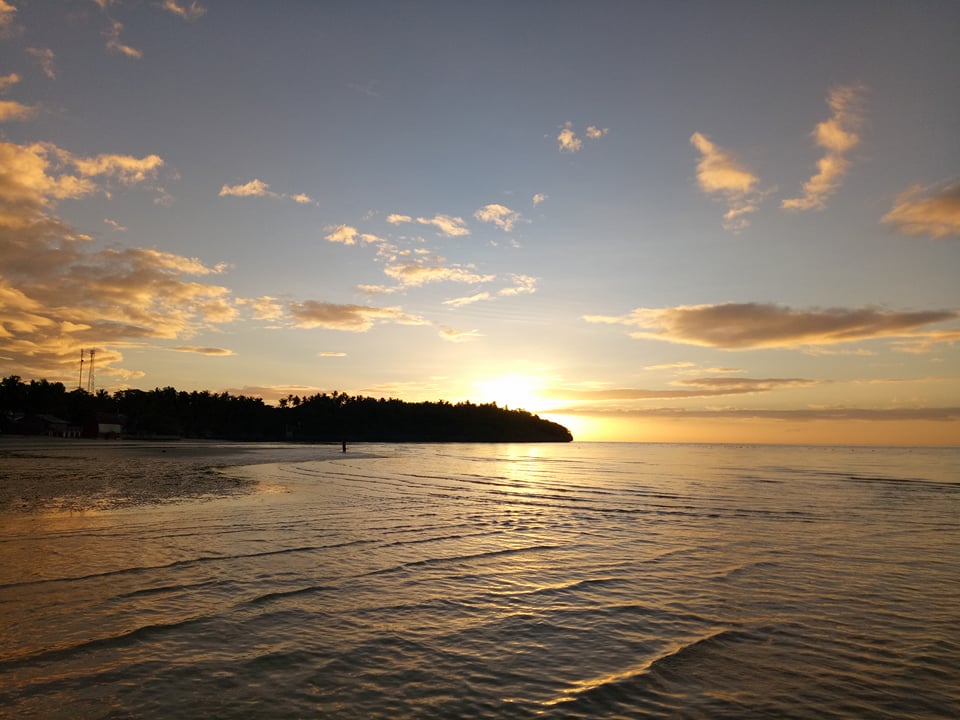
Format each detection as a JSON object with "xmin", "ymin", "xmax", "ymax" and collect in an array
[
  {"xmin": 416, "ymin": 214, "xmax": 470, "ymax": 237},
  {"xmin": 386, "ymin": 213, "xmax": 412, "ymax": 224},
  {"xmin": 689, "ymin": 132, "xmax": 761, "ymax": 230},
  {"xmin": 498, "ymin": 273, "xmax": 537, "ymax": 296},
  {"xmin": 0, "ymin": 137, "xmax": 239, "ymax": 381},
  {"xmin": 170, "ymin": 346, "xmax": 235, "ymax": 356},
  {"xmin": 288, "ymin": 301, "xmax": 427, "ymax": 332},
  {"xmin": 549, "ymin": 405, "xmax": 960, "ymax": 422},
  {"xmin": 782, "ymin": 85, "xmax": 864, "ymax": 211},
  {"xmin": 439, "ymin": 326, "xmax": 482, "ymax": 343},
  {"xmin": 442, "ymin": 292, "xmax": 491, "ymax": 307},
  {"xmin": 0, "ymin": 100, "xmax": 35, "ymax": 122},
  {"xmin": 552, "ymin": 376, "xmax": 815, "ymax": 400},
  {"xmin": 383, "ymin": 262, "xmax": 494, "ymax": 287},
  {"xmin": 584, "ymin": 302, "xmax": 957, "ymax": 349},
  {"xmin": 219, "ymin": 178, "xmax": 270, "ymax": 197},
  {"xmin": 882, "ymin": 180, "xmax": 960, "ymax": 239},
  {"xmin": 474, "ymin": 203, "xmax": 520, "ymax": 232},
  {"xmin": 557, "ymin": 122, "xmax": 581, "ymax": 153}
]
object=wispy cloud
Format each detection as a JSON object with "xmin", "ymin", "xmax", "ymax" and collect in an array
[
  {"xmin": 586, "ymin": 125, "xmax": 608, "ymax": 139},
  {"xmin": 26, "ymin": 48, "xmax": 56, "ymax": 79},
  {"xmin": 585, "ymin": 302, "xmax": 957, "ymax": 349},
  {"xmin": 417, "ymin": 214, "xmax": 470, "ymax": 237},
  {"xmin": 238, "ymin": 296, "xmax": 285, "ymax": 321},
  {"xmin": 161, "ymin": 0, "xmax": 207, "ymax": 21},
  {"xmin": 552, "ymin": 376, "xmax": 815, "ymax": 400},
  {"xmin": 0, "ymin": 100, "xmax": 35, "ymax": 122},
  {"xmin": 689, "ymin": 131, "xmax": 762, "ymax": 231},
  {"xmin": 882, "ymin": 180, "xmax": 960, "ymax": 239},
  {"xmin": 317, "ymin": 351, "xmax": 346, "ymax": 357},
  {"xmin": 498, "ymin": 273, "xmax": 537, "ymax": 296},
  {"xmin": 0, "ymin": 72, "xmax": 18, "ymax": 91},
  {"xmin": 105, "ymin": 20, "xmax": 143, "ymax": 59},
  {"xmin": 288, "ymin": 301, "xmax": 427, "ymax": 332},
  {"xmin": 104, "ymin": 217, "xmax": 127, "ymax": 232},
  {"xmin": 549, "ymin": 405, "xmax": 960, "ymax": 423},
  {"xmin": 383, "ymin": 261, "xmax": 494, "ymax": 288},
  {"xmin": 443, "ymin": 292, "xmax": 491, "ymax": 308},
  {"xmin": 439, "ymin": 326, "xmax": 482, "ymax": 343},
  {"xmin": 170, "ymin": 346, "xmax": 234, "ymax": 356},
  {"xmin": 782, "ymin": 85, "xmax": 864, "ymax": 211},
  {"xmin": 386, "ymin": 213, "xmax": 412, "ymax": 224},
  {"xmin": 219, "ymin": 178, "xmax": 312, "ymax": 204},
  {"xmin": 474, "ymin": 203, "xmax": 520, "ymax": 232},
  {"xmin": 532, "ymin": 193, "xmax": 547, "ymax": 206}
]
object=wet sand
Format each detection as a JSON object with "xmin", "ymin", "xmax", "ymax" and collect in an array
[{"xmin": 0, "ymin": 437, "xmax": 345, "ymax": 513}]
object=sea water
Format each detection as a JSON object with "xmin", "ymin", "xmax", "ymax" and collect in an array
[{"xmin": 1, "ymin": 442, "xmax": 958, "ymax": 719}]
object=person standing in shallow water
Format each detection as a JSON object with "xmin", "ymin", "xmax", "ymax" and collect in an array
[{"xmin": 342, "ymin": 440, "xmax": 347, "ymax": 453}]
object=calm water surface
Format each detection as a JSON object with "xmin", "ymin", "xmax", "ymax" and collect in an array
[{"xmin": 1, "ymin": 442, "xmax": 958, "ymax": 718}]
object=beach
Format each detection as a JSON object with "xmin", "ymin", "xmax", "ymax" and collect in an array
[{"xmin": 0, "ymin": 437, "xmax": 345, "ymax": 513}]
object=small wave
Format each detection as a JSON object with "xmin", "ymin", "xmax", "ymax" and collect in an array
[
  {"xmin": 360, "ymin": 543, "xmax": 566, "ymax": 578},
  {"xmin": 543, "ymin": 627, "xmax": 763, "ymax": 711},
  {"xmin": 0, "ymin": 615, "xmax": 213, "ymax": 669},
  {"xmin": 0, "ymin": 538, "xmax": 377, "ymax": 590}
]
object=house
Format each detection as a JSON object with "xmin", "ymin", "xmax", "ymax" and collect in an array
[{"xmin": 84, "ymin": 412, "xmax": 125, "ymax": 439}]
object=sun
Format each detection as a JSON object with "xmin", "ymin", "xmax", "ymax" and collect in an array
[{"xmin": 473, "ymin": 374, "xmax": 544, "ymax": 412}]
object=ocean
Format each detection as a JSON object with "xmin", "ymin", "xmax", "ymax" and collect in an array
[{"xmin": 1, "ymin": 441, "xmax": 958, "ymax": 719}]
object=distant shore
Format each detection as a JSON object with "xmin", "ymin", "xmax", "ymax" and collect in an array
[{"xmin": 0, "ymin": 436, "xmax": 347, "ymax": 513}]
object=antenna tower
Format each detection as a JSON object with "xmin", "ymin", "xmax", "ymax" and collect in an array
[
  {"xmin": 78, "ymin": 349, "xmax": 85, "ymax": 390},
  {"xmin": 86, "ymin": 349, "xmax": 96, "ymax": 394}
]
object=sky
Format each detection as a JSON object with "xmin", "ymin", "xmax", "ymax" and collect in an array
[{"xmin": 1, "ymin": 0, "xmax": 959, "ymax": 444}]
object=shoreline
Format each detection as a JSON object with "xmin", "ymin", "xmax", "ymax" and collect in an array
[{"xmin": 0, "ymin": 436, "xmax": 347, "ymax": 514}]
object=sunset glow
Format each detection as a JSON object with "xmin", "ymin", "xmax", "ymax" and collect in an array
[{"xmin": 1, "ymin": 2, "xmax": 958, "ymax": 444}]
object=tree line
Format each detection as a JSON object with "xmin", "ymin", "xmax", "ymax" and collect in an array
[{"xmin": 0, "ymin": 375, "xmax": 573, "ymax": 442}]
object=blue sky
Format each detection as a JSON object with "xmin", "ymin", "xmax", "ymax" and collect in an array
[{"xmin": 2, "ymin": 1, "xmax": 959, "ymax": 443}]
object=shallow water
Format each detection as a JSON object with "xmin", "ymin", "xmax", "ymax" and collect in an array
[{"xmin": 1, "ymin": 442, "xmax": 958, "ymax": 718}]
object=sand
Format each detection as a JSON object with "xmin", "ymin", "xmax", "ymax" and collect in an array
[{"xmin": 0, "ymin": 436, "xmax": 343, "ymax": 513}]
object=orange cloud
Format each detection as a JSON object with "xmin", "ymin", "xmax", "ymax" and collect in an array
[
  {"xmin": 882, "ymin": 180, "xmax": 960, "ymax": 239},
  {"xmin": 105, "ymin": 21, "xmax": 143, "ymax": 59},
  {"xmin": 557, "ymin": 122, "xmax": 581, "ymax": 152},
  {"xmin": 417, "ymin": 214, "xmax": 470, "ymax": 237},
  {"xmin": 383, "ymin": 262, "xmax": 494, "ymax": 287},
  {"xmin": 170, "ymin": 346, "xmax": 235, "ymax": 356},
  {"xmin": 0, "ymin": 100, "xmax": 35, "ymax": 122},
  {"xmin": 27, "ymin": 48, "xmax": 56, "ymax": 79},
  {"xmin": 0, "ymin": 138, "xmax": 239, "ymax": 381},
  {"xmin": 289, "ymin": 301, "xmax": 427, "ymax": 331},
  {"xmin": 161, "ymin": 0, "xmax": 207, "ymax": 21},
  {"xmin": 552, "ymin": 376, "xmax": 815, "ymax": 400},
  {"xmin": 689, "ymin": 132, "xmax": 761, "ymax": 230},
  {"xmin": 584, "ymin": 302, "xmax": 957, "ymax": 349},
  {"xmin": 474, "ymin": 203, "xmax": 520, "ymax": 231},
  {"xmin": 438, "ymin": 326, "xmax": 482, "ymax": 343},
  {"xmin": 0, "ymin": 0, "xmax": 15, "ymax": 29},
  {"xmin": 219, "ymin": 178, "xmax": 311, "ymax": 204},
  {"xmin": 782, "ymin": 85, "xmax": 864, "ymax": 211}
]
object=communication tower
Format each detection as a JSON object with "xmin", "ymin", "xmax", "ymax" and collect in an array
[{"xmin": 86, "ymin": 349, "xmax": 96, "ymax": 393}]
